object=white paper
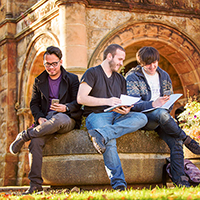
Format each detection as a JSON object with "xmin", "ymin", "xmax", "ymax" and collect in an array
[
  {"xmin": 104, "ymin": 94, "xmax": 141, "ymax": 112},
  {"xmin": 142, "ymin": 94, "xmax": 183, "ymax": 112}
]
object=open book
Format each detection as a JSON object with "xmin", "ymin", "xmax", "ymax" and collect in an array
[
  {"xmin": 104, "ymin": 94, "xmax": 140, "ymax": 112},
  {"xmin": 142, "ymin": 93, "xmax": 183, "ymax": 112}
]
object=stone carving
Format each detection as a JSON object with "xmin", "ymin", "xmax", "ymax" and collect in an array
[
  {"xmin": 16, "ymin": 0, "xmax": 200, "ymax": 34},
  {"xmin": 89, "ymin": 22, "xmax": 199, "ymax": 68},
  {"xmin": 89, "ymin": 0, "xmax": 200, "ymax": 13},
  {"xmin": 17, "ymin": 0, "xmax": 57, "ymax": 33}
]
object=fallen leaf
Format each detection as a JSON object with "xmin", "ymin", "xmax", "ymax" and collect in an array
[
  {"xmin": 151, "ymin": 188, "xmax": 157, "ymax": 194},
  {"xmin": 46, "ymin": 196, "xmax": 53, "ymax": 199},
  {"xmin": 63, "ymin": 195, "xmax": 72, "ymax": 200},
  {"xmin": 20, "ymin": 195, "xmax": 35, "ymax": 200},
  {"xmin": 87, "ymin": 196, "xmax": 94, "ymax": 200},
  {"xmin": 102, "ymin": 194, "xmax": 108, "ymax": 199}
]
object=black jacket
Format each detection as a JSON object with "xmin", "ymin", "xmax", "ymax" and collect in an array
[{"xmin": 30, "ymin": 66, "xmax": 82, "ymax": 128}]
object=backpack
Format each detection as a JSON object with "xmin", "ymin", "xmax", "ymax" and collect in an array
[{"xmin": 163, "ymin": 158, "xmax": 200, "ymax": 186}]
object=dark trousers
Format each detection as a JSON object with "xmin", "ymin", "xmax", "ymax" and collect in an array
[
  {"xmin": 28, "ymin": 112, "xmax": 75, "ymax": 186},
  {"xmin": 143, "ymin": 108, "xmax": 187, "ymax": 184}
]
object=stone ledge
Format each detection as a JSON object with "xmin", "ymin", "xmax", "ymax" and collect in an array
[
  {"xmin": 42, "ymin": 129, "xmax": 170, "ymax": 186},
  {"xmin": 43, "ymin": 129, "xmax": 170, "ymax": 155}
]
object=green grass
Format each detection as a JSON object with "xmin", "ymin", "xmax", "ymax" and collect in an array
[{"xmin": 1, "ymin": 186, "xmax": 200, "ymax": 200}]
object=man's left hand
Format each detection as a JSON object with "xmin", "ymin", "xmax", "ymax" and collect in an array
[{"xmin": 113, "ymin": 106, "xmax": 133, "ymax": 114}]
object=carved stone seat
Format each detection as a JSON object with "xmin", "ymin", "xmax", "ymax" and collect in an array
[{"xmin": 41, "ymin": 129, "xmax": 170, "ymax": 188}]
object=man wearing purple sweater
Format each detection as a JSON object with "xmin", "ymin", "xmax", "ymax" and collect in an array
[{"xmin": 9, "ymin": 46, "xmax": 82, "ymax": 194}]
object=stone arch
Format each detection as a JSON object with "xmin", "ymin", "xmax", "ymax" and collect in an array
[
  {"xmin": 88, "ymin": 22, "xmax": 200, "ymax": 98},
  {"xmin": 18, "ymin": 31, "xmax": 59, "ymax": 109},
  {"xmin": 16, "ymin": 31, "xmax": 59, "ymax": 129}
]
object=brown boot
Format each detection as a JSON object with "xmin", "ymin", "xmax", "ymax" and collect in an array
[{"xmin": 88, "ymin": 129, "xmax": 106, "ymax": 154}]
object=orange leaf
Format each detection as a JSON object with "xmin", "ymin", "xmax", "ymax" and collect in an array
[
  {"xmin": 20, "ymin": 195, "xmax": 35, "ymax": 200},
  {"xmin": 151, "ymin": 188, "xmax": 157, "ymax": 194},
  {"xmin": 46, "ymin": 196, "xmax": 53, "ymax": 199},
  {"xmin": 102, "ymin": 194, "xmax": 108, "ymax": 199},
  {"xmin": 63, "ymin": 195, "xmax": 72, "ymax": 200},
  {"xmin": 87, "ymin": 196, "xmax": 94, "ymax": 200}
]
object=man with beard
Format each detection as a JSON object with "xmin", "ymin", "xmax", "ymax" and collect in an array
[
  {"xmin": 77, "ymin": 44, "xmax": 148, "ymax": 191},
  {"xmin": 10, "ymin": 46, "xmax": 82, "ymax": 194}
]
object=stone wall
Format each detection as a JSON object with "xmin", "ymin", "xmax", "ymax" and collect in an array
[{"xmin": 41, "ymin": 129, "xmax": 170, "ymax": 188}]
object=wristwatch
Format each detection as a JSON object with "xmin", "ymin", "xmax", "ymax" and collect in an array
[{"xmin": 66, "ymin": 105, "xmax": 70, "ymax": 113}]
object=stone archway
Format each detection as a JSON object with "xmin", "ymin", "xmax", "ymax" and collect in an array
[
  {"xmin": 88, "ymin": 22, "xmax": 200, "ymax": 97},
  {"xmin": 18, "ymin": 32, "xmax": 59, "ymax": 111},
  {"xmin": 16, "ymin": 32, "xmax": 59, "ymax": 185}
]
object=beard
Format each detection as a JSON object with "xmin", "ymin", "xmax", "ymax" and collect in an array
[{"xmin": 109, "ymin": 59, "xmax": 119, "ymax": 72}]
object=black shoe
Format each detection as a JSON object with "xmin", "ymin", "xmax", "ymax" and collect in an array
[
  {"xmin": 88, "ymin": 129, "xmax": 106, "ymax": 154},
  {"xmin": 174, "ymin": 180, "xmax": 191, "ymax": 188},
  {"xmin": 22, "ymin": 185, "xmax": 43, "ymax": 195},
  {"xmin": 9, "ymin": 131, "xmax": 26, "ymax": 154},
  {"xmin": 115, "ymin": 185, "xmax": 126, "ymax": 191},
  {"xmin": 174, "ymin": 176, "xmax": 190, "ymax": 188},
  {"xmin": 184, "ymin": 136, "xmax": 200, "ymax": 155}
]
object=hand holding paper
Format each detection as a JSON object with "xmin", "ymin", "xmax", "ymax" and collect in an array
[
  {"xmin": 104, "ymin": 94, "xmax": 141, "ymax": 112},
  {"xmin": 142, "ymin": 94, "xmax": 183, "ymax": 112}
]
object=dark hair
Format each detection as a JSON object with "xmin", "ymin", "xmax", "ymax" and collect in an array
[
  {"xmin": 43, "ymin": 46, "xmax": 62, "ymax": 60},
  {"xmin": 103, "ymin": 44, "xmax": 125, "ymax": 60},
  {"xmin": 136, "ymin": 46, "xmax": 160, "ymax": 66}
]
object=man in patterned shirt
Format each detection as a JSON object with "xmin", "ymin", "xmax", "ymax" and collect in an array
[{"xmin": 126, "ymin": 46, "xmax": 200, "ymax": 187}]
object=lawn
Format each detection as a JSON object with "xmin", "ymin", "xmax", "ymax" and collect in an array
[{"xmin": 1, "ymin": 185, "xmax": 200, "ymax": 200}]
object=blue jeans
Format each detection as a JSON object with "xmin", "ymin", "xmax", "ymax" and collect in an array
[
  {"xmin": 143, "ymin": 108, "xmax": 187, "ymax": 184},
  {"xmin": 86, "ymin": 111, "xmax": 148, "ymax": 189}
]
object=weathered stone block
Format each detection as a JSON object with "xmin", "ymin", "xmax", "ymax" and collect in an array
[
  {"xmin": 181, "ymin": 71, "xmax": 197, "ymax": 86},
  {"xmin": 42, "ymin": 129, "xmax": 170, "ymax": 187},
  {"xmin": 171, "ymin": 32, "xmax": 184, "ymax": 46},
  {"xmin": 158, "ymin": 26, "xmax": 172, "ymax": 40},
  {"xmin": 66, "ymin": 46, "xmax": 87, "ymax": 68},
  {"xmin": 66, "ymin": 25, "xmax": 87, "ymax": 46},
  {"xmin": 174, "ymin": 61, "xmax": 192, "ymax": 74}
]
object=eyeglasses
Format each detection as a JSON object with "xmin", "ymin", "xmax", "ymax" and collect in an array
[{"xmin": 44, "ymin": 60, "xmax": 60, "ymax": 68}]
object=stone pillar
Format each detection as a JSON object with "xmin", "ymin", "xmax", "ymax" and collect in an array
[
  {"xmin": 6, "ymin": 0, "xmax": 13, "ymax": 18},
  {"xmin": 0, "ymin": 1, "xmax": 18, "ymax": 183},
  {"xmin": 57, "ymin": 1, "xmax": 87, "ymax": 74},
  {"xmin": 0, "ymin": 41, "xmax": 18, "ymax": 186},
  {"xmin": 16, "ymin": 109, "xmax": 33, "ymax": 186}
]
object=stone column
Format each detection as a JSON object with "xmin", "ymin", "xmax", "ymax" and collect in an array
[
  {"xmin": 57, "ymin": 1, "xmax": 88, "ymax": 75},
  {"xmin": 16, "ymin": 110, "xmax": 32, "ymax": 186},
  {"xmin": 0, "ymin": 42, "xmax": 18, "ymax": 186},
  {"xmin": 6, "ymin": 0, "xmax": 13, "ymax": 18}
]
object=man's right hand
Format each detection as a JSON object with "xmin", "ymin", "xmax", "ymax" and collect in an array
[
  {"xmin": 152, "ymin": 96, "xmax": 170, "ymax": 108},
  {"xmin": 38, "ymin": 117, "xmax": 47, "ymax": 125},
  {"xmin": 107, "ymin": 97, "xmax": 122, "ymax": 106}
]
